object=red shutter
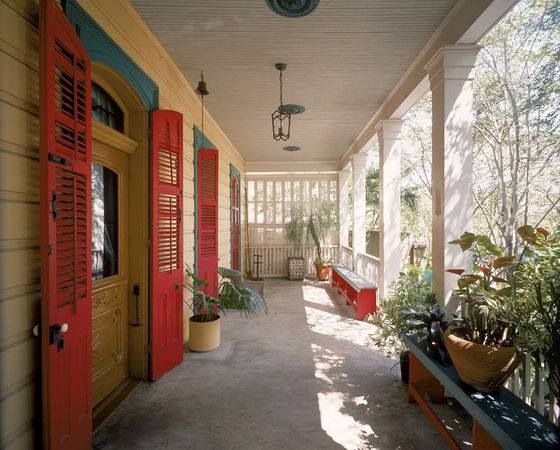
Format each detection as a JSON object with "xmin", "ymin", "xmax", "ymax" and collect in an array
[
  {"xmin": 150, "ymin": 110, "xmax": 184, "ymax": 381},
  {"xmin": 40, "ymin": 0, "xmax": 92, "ymax": 448},
  {"xmin": 197, "ymin": 148, "xmax": 219, "ymax": 296},
  {"xmin": 231, "ymin": 176, "xmax": 240, "ymax": 271}
]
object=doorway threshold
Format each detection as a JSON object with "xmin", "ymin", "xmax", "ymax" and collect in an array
[{"xmin": 93, "ymin": 378, "xmax": 142, "ymax": 431}]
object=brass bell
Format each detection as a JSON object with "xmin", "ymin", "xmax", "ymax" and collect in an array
[{"xmin": 195, "ymin": 71, "xmax": 209, "ymax": 96}]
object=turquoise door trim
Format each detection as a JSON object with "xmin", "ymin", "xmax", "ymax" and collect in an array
[
  {"xmin": 230, "ymin": 164, "xmax": 241, "ymax": 271},
  {"xmin": 65, "ymin": 0, "xmax": 158, "ymax": 111},
  {"xmin": 193, "ymin": 126, "xmax": 217, "ymax": 274}
]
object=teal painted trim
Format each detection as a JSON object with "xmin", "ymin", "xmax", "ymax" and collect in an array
[
  {"xmin": 193, "ymin": 127, "xmax": 217, "ymax": 274},
  {"xmin": 65, "ymin": 0, "xmax": 158, "ymax": 111},
  {"xmin": 230, "ymin": 164, "xmax": 241, "ymax": 271}
]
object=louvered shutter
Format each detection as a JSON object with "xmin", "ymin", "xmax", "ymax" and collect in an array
[
  {"xmin": 231, "ymin": 175, "xmax": 240, "ymax": 271},
  {"xmin": 150, "ymin": 110, "xmax": 184, "ymax": 381},
  {"xmin": 40, "ymin": 0, "xmax": 92, "ymax": 448},
  {"xmin": 197, "ymin": 148, "xmax": 219, "ymax": 296}
]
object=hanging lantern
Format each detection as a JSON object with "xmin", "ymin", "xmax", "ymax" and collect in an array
[
  {"xmin": 271, "ymin": 63, "xmax": 291, "ymax": 141},
  {"xmin": 196, "ymin": 71, "xmax": 209, "ymax": 141}
]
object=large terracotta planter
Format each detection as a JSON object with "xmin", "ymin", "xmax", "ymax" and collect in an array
[
  {"xmin": 189, "ymin": 315, "xmax": 220, "ymax": 352},
  {"xmin": 314, "ymin": 262, "xmax": 330, "ymax": 281},
  {"xmin": 444, "ymin": 327, "xmax": 521, "ymax": 392}
]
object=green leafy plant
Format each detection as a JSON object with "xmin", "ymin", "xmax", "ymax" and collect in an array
[
  {"xmin": 285, "ymin": 202, "xmax": 338, "ymax": 264},
  {"xmin": 369, "ymin": 268, "xmax": 435, "ymax": 357},
  {"xmin": 184, "ymin": 265, "xmax": 267, "ymax": 322},
  {"xmin": 217, "ymin": 267, "xmax": 268, "ymax": 318},
  {"xmin": 402, "ymin": 305, "xmax": 455, "ymax": 365},
  {"xmin": 446, "ymin": 232, "xmax": 517, "ymax": 347},
  {"xmin": 513, "ymin": 225, "xmax": 560, "ymax": 404}
]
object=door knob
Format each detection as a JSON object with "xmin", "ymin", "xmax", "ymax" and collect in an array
[
  {"xmin": 49, "ymin": 323, "xmax": 69, "ymax": 352},
  {"xmin": 32, "ymin": 324, "xmax": 39, "ymax": 337}
]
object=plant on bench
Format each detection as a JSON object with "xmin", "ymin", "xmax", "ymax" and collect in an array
[
  {"xmin": 370, "ymin": 266, "xmax": 437, "ymax": 382},
  {"xmin": 445, "ymin": 232, "xmax": 522, "ymax": 392},
  {"xmin": 513, "ymin": 225, "xmax": 560, "ymax": 411},
  {"xmin": 446, "ymin": 225, "xmax": 560, "ymax": 401}
]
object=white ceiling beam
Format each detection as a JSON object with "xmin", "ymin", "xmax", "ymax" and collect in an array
[
  {"xmin": 246, "ymin": 160, "xmax": 341, "ymax": 173},
  {"xmin": 340, "ymin": 0, "xmax": 518, "ymax": 169}
]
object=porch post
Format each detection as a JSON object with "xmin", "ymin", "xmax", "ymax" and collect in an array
[
  {"xmin": 352, "ymin": 151, "xmax": 368, "ymax": 269},
  {"xmin": 377, "ymin": 119, "xmax": 403, "ymax": 298},
  {"xmin": 338, "ymin": 168, "xmax": 351, "ymax": 249},
  {"xmin": 426, "ymin": 45, "xmax": 480, "ymax": 307}
]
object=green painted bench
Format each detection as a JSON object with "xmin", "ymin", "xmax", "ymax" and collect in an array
[{"xmin": 404, "ymin": 333, "xmax": 560, "ymax": 449}]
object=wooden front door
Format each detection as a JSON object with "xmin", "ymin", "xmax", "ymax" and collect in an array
[
  {"xmin": 40, "ymin": 0, "xmax": 92, "ymax": 448},
  {"xmin": 91, "ymin": 139, "xmax": 129, "ymax": 407},
  {"xmin": 197, "ymin": 148, "xmax": 219, "ymax": 296}
]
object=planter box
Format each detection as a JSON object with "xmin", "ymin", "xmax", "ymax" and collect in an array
[{"xmin": 288, "ymin": 257, "xmax": 305, "ymax": 280}]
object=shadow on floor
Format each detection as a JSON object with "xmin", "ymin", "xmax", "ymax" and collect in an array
[{"xmin": 93, "ymin": 278, "xmax": 467, "ymax": 450}]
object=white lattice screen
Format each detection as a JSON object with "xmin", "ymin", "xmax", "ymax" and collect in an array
[{"xmin": 247, "ymin": 174, "xmax": 339, "ymax": 277}]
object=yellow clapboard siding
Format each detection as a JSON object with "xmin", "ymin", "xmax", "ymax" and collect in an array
[
  {"xmin": 0, "ymin": 201, "xmax": 39, "ymax": 244},
  {"xmin": 0, "ymin": 381, "xmax": 37, "ymax": 450},
  {"xmin": 0, "ymin": 339, "xmax": 38, "ymax": 400},
  {"xmin": 0, "ymin": 151, "xmax": 40, "ymax": 199},
  {"xmin": 0, "ymin": 102, "xmax": 39, "ymax": 157},
  {"xmin": 0, "ymin": 290, "xmax": 40, "ymax": 351},
  {"xmin": 0, "ymin": 248, "xmax": 40, "ymax": 291}
]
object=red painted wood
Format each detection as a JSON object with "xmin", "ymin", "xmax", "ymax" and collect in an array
[
  {"xmin": 40, "ymin": 1, "xmax": 92, "ymax": 448},
  {"xmin": 197, "ymin": 148, "xmax": 219, "ymax": 296},
  {"xmin": 231, "ymin": 175, "xmax": 240, "ymax": 271},
  {"xmin": 408, "ymin": 354, "xmax": 459, "ymax": 450},
  {"xmin": 472, "ymin": 421, "xmax": 502, "ymax": 450},
  {"xmin": 331, "ymin": 268, "xmax": 377, "ymax": 320},
  {"xmin": 150, "ymin": 110, "xmax": 184, "ymax": 381}
]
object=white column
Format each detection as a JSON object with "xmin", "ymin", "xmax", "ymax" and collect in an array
[
  {"xmin": 426, "ymin": 45, "xmax": 480, "ymax": 307},
  {"xmin": 377, "ymin": 119, "xmax": 403, "ymax": 298},
  {"xmin": 352, "ymin": 152, "xmax": 368, "ymax": 268},
  {"xmin": 338, "ymin": 168, "xmax": 351, "ymax": 248}
]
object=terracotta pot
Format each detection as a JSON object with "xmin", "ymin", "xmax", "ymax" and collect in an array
[
  {"xmin": 444, "ymin": 327, "xmax": 521, "ymax": 392},
  {"xmin": 189, "ymin": 315, "xmax": 220, "ymax": 352},
  {"xmin": 314, "ymin": 262, "xmax": 330, "ymax": 281}
]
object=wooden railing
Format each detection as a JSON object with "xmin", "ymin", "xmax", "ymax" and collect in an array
[
  {"xmin": 247, "ymin": 246, "xmax": 339, "ymax": 277},
  {"xmin": 355, "ymin": 252, "xmax": 380, "ymax": 286},
  {"xmin": 340, "ymin": 245, "xmax": 353, "ymax": 269},
  {"xmin": 506, "ymin": 354, "xmax": 560, "ymax": 426}
]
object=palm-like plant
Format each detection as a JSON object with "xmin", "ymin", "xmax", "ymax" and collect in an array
[{"xmin": 184, "ymin": 265, "xmax": 267, "ymax": 322}]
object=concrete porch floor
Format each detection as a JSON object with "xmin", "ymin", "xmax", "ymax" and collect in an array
[{"xmin": 94, "ymin": 278, "xmax": 468, "ymax": 449}]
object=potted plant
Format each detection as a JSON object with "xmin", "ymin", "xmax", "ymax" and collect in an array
[
  {"xmin": 370, "ymin": 266, "xmax": 435, "ymax": 383},
  {"xmin": 286, "ymin": 202, "xmax": 338, "ymax": 281},
  {"xmin": 185, "ymin": 266, "xmax": 267, "ymax": 352},
  {"xmin": 513, "ymin": 225, "xmax": 560, "ymax": 407},
  {"xmin": 402, "ymin": 304, "xmax": 454, "ymax": 366},
  {"xmin": 445, "ymin": 232, "xmax": 521, "ymax": 392}
]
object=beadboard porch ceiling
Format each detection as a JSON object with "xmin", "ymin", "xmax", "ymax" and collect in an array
[{"xmin": 130, "ymin": 0, "xmax": 457, "ymax": 163}]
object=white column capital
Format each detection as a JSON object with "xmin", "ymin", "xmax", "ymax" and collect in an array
[
  {"xmin": 351, "ymin": 151, "xmax": 368, "ymax": 167},
  {"xmin": 375, "ymin": 119, "xmax": 404, "ymax": 140},
  {"xmin": 425, "ymin": 44, "xmax": 481, "ymax": 85}
]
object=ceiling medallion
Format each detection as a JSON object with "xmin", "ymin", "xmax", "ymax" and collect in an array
[
  {"xmin": 271, "ymin": 63, "xmax": 291, "ymax": 141},
  {"xmin": 283, "ymin": 145, "xmax": 301, "ymax": 152},
  {"xmin": 266, "ymin": 0, "xmax": 320, "ymax": 18},
  {"xmin": 280, "ymin": 104, "xmax": 305, "ymax": 115}
]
